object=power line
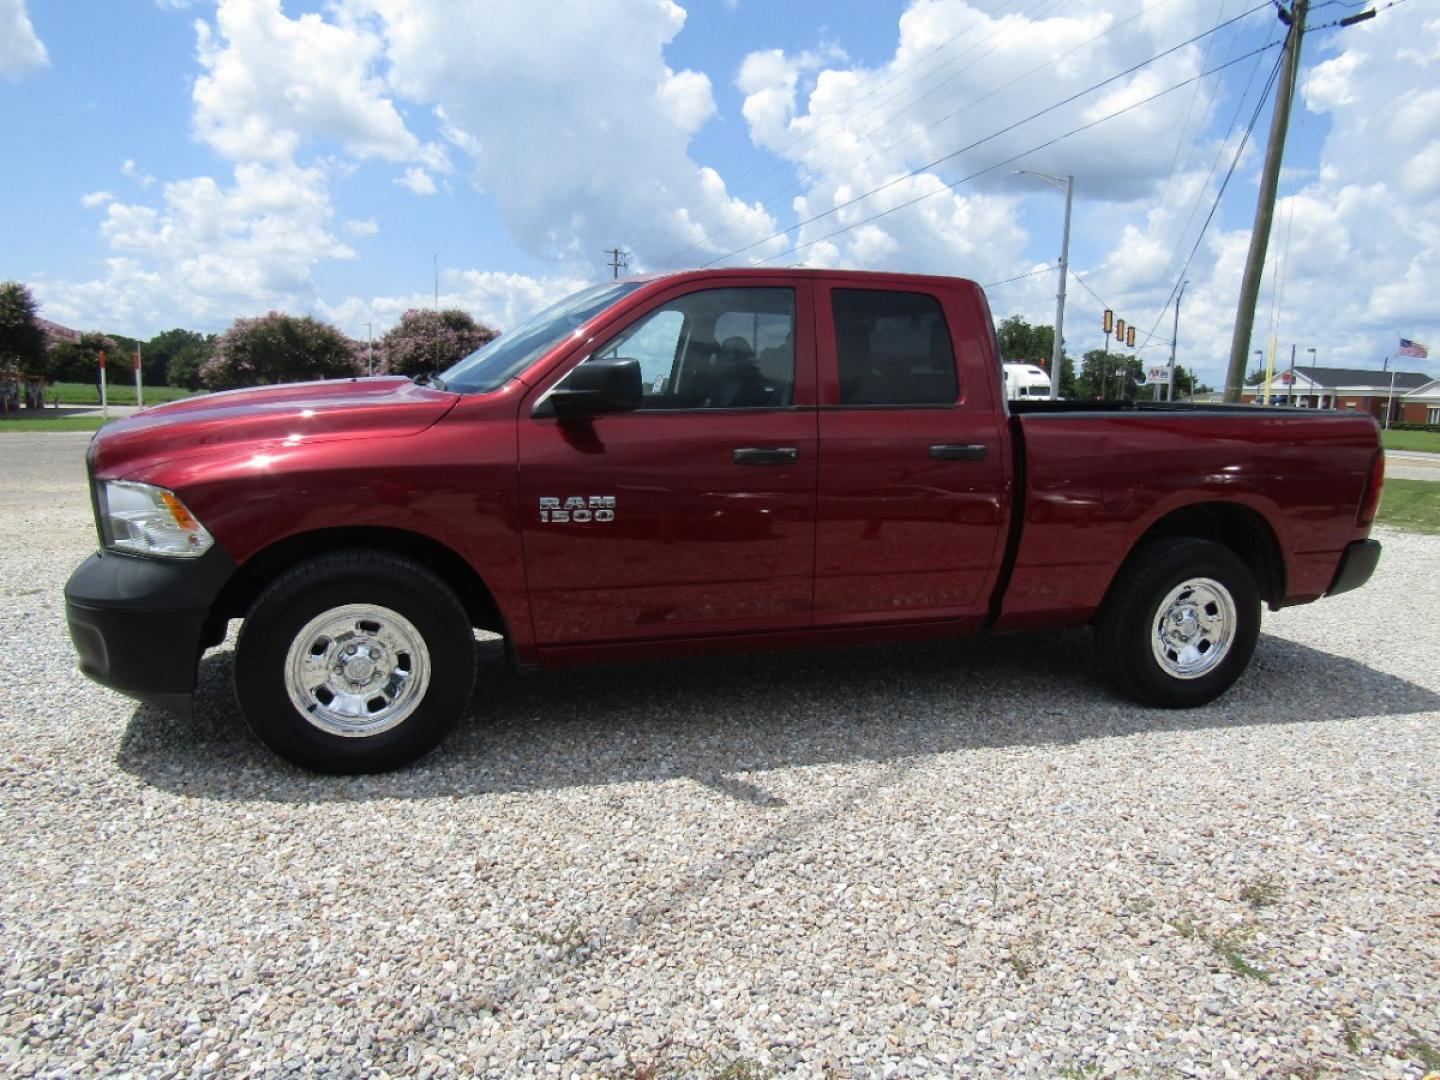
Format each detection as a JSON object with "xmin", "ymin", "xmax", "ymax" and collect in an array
[
  {"xmin": 1067, "ymin": 268, "xmax": 1113, "ymax": 315},
  {"xmin": 703, "ymin": 2, "xmax": 1276, "ymax": 269},
  {"xmin": 627, "ymin": 0, "xmax": 1036, "ymax": 256},
  {"xmin": 1135, "ymin": 47, "xmax": 1286, "ymax": 352},
  {"xmin": 654, "ymin": 0, "xmax": 1064, "ymax": 265},
  {"xmin": 1142, "ymin": 36, "xmax": 1274, "ymax": 311},
  {"xmin": 983, "ymin": 265, "xmax": 1057, "ymax": 289},
  {"xmin": 664, "ymin": 0, "xmax": 1177, "ymax": 267},
  {"xmin": 741, "ymin": 41, "xmax": 1285, "ymax": 271},
  {"xmin": 1151, "ymin": 0, "xmax": 1234, "ymax": 243}
]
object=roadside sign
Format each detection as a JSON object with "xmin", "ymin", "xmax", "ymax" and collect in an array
[{"xmin": 1145, "ymin": 365, "xmax": 1170, "ymax": 385}]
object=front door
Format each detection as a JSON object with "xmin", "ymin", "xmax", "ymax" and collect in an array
[
  {"xmin": 518, "ymin": 282, "xmax": 818, "ymax": 646},
  {"xmin": 814, "ymin": 281, "xmax": 1009, "ymax": 626}
]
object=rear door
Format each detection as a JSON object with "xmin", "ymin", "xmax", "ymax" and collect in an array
[
  {"xmin": 814, "ymin": 280, "xmax": 1009, "ymax": 626},
  {"xmin": 517, "ymin": 280, "xmax": 819, "ymax": 646}
]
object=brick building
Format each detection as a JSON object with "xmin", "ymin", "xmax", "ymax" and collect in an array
[
  {"xmin": 1400, "ymin": 380, "xmax": 1440, "ymax": 425},
  {"xmin": 1241, "ymin": 366, "xmax": 1430, "ymax": 421}
]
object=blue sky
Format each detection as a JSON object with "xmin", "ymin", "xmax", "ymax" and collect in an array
[{"xmin": 2, "ymin": 0, "xmax": 1436, "ymax": 389}]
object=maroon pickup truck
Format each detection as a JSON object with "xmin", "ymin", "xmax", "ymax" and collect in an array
[{"xmin": 65, "ymin": 269, "xmax": 1384, "ymax": 773}]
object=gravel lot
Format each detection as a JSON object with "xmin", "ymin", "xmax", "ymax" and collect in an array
[{"xmin": 2, "ymin": 431, "xmax": 1437, "ymax": 1079}]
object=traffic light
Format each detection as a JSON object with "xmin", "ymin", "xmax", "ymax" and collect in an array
[
  {"xmin": 1103, "ymin": 309, "xmax": 1114, "ymax": 333},
  {"xmin": 1115, "ymin": 318, "xmax": 1126, "ymax": 342},
  {"xmin": 1126, "ymin": 325, "xmax": 1136, "ymax": 348}
]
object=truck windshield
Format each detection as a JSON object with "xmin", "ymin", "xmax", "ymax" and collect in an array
[{"xmin": 440, "ymin": 281, "xmax": 642, "ymax": 394}]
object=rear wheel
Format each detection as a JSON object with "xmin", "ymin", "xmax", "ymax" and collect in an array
[
  {"xmin": 1095, "ymin": 538, "xmax": 1260, "ymax": 708},
  {"xmin": 235, "ymin": 551, "xmax": 476, "ymax": 773}
]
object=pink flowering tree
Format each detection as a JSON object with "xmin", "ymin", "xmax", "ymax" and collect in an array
[
  {"xmin": 200, "ymin": 313, "xmax": 362, "ymax": 391},
  {"xmin": 377, "ymin": 309, "xmax": 497, "ymax": 378}
]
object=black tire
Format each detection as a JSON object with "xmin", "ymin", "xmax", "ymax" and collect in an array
[
  {"xmin": 1094, "ymin": 537, "xmax": 1261, "ymax": 709},
  {"xmin": 235, "ymin": 550, "xmax": 477, "ymax": 773}
]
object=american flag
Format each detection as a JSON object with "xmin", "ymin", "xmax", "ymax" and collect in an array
[{"xmin": 1399, "ymin": 338, "xmax": 1428, "ymax": 359}]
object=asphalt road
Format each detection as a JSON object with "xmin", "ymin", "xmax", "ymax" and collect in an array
[{"xmin": 1385, "ymin": 450, "xmax": 1440, "ymax": 482}]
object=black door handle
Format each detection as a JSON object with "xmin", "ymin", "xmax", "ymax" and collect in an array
[
  {"xmin": 929, "ymin": 443, "xmax": 988, "ymax": 462},
  {"xmin": 733, "ymin": 447, "xmax": 799, "ymax": 465}
]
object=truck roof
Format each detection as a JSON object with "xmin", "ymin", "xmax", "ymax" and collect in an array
[{"xmin": 618, "ymin": 267, "xmax": 984, "ymax": 291}]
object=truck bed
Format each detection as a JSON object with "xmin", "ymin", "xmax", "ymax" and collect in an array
[{"xmin": 993, "ymin": 405, "xmax": 1382, "ymax": 632}]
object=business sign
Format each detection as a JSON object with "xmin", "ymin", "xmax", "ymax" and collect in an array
[{"xmin": 1145, "ymin": 365, "xmax": 1171, "ymax": 385}]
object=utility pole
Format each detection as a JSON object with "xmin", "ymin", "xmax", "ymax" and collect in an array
[
  {"xmin": 1225, "ymin": 0, "xmax": 1308, "ymax": 403},
  {"xmin": 1016, "ymin": 171, "xmax": 1073, "ymax": 400},
  {"xmin": 1166, "ymin": 280, "xmax": 1187, "ymax": 402},
  {"xmin": 1053, "ymin": 178, "xmax": 1073, "ymax": 400},
  {"xmin": 365, "ymin": 322, "xmax": 374, "ymax": 376},
  {"xmin": 605, "ymin": 248, "xmax": 630, "ymax": 279}
]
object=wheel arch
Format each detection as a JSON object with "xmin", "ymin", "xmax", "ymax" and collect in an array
[
  {"xmin": 1117, "ymin": 501, "xmax": 1287, "ymax": 611},
  {"xmin": 207, "ymin": 526, "xmax": 507, "ymax": 646}
]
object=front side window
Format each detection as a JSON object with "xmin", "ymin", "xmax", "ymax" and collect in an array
[
  {"xmin": 1429, "ymin": 406, "xmax": 1440, "ymax": 425},
  {"xmin": 442, "ymin": 280, "xmax": 641, "ymax": 393},
  {"xmin": 591, "ymin": 287, "xmax": 796, "ymax": 409},
  {"xmin": 832, "ymin": 288, "xmax": 959, "ymax": 406}
]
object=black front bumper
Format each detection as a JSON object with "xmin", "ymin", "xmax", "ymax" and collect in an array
[
  {"xmin": 1326, "ymin": 538, "xmax": 1382, "ymax": 597},
  {"xmin": 64, "ymin": 547, "xmax": 236, "ymax": 715}
]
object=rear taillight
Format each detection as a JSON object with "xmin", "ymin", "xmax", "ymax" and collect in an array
[{"xmin": 1357, "ymin": 448, "xmax": 1385, "ymax": 526}]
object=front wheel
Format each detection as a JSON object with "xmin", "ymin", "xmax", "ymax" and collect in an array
[
  {"xmin": 235, "ymin": 551, "xmax": 477, "ymax": 773},
  {"xmin": 1094, "ymin": 538, "xmax": 1261, "ymax": 708}
]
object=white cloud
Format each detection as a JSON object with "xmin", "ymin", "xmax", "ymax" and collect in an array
[
  {"xmin": 319, "ymin": 269, "xmax": 592, "ymax": 340},
  {"xmin": 80, "ymin": 191, "xmax": 114, "ymax": 209},
  {"xmin": 0, "ymin": 0, "xmax": 47, "ymax": 80},
  {"xmin": 394, "ymin": 165, "xmax": 436, "ymax": 195},
  {"xmin": 726, "ymin": 1, "xmax": 1440, "ymax": 390},
  {"xmin": 122, "ymin": 159, "xmax": 156, "ymax": 188},
  {"xmin": 349, "ymin": 0, "xmax": 782, "ymax": 266},
  {"xmin": 37, "ymin": 0, "xmax": 1440, "ymax": 391},
  {"xmin": 39, "ymin": 163, "xmax": 354, "ymax": 330},
  {"xmin": 191, "ymin": 0, "xmax": 431, "ymax": 166},
  {"xmin": 733, "ymin": 0, "xmax": 1243, "ymax": 282}
]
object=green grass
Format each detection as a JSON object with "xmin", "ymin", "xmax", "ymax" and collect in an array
[
  {"xmin": 1408, "ymin": 1032, "xmax": 1440, "ymax": 1071},
  {"xmin": 0, "ymin": 417, "xmax": 110, "ymax": 433},
  {"xmin": 1377, "ymin": 478, "xmax": 1440, "ymax": 535},
  {"xmin": 45, "ymin": 382, "xmax": 196, "ymax": 407},
  {"xmin": 1239, "ymin": 875, "xmax": 1283, "ymax": 909},
  {"xmin": 1382, "ymin": 428, "xmax": 1440, "ymax": 452}
]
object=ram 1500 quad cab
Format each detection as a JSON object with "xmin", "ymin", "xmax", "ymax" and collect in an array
[{"xmin": 65, "ymin": 269, "xmax": 1384, "ymax": 772}]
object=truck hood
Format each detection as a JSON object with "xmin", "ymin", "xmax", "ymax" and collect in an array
[{"xmin": 89, "ymin": 377, "xmax": 459, "ymax": 476}]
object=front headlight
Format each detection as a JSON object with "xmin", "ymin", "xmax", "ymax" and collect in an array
[{"xmin": 97, "ymin": 480, "xmax": 214, "ymax": 558}]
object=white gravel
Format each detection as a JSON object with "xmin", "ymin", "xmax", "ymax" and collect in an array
[{"xmin": 2, "ymin": 431, "xmax": 1437, "ymax": 1078}]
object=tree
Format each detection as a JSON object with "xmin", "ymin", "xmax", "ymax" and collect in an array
[
  {"xmin": 142, "ymin": 328, "xmax": 207, "ymax": 386},
  {"xmin": 166, "ymin": 334, "xmax": 215, "ymax": 390},
  {"xmin": 1170, "ymin": 363, "xmax": 1213, "ymax": 399},
  {"xmin": 378, "ymin": 308, "xmax": 496, "ymax": 378},
  {"xmin": 1077, "ymin": 349, "xmax": 1147, "ymax": 401},
  {"xmin": 0, "ymin": 282, "xmax": 48, "ymax": 378},
  {"xmin": 200, "ymin": 313, "xmax": 361, "ymax": 391},
  {"xmin": 49, "ymin": 334, "xmax": 121, "ymax": 385},
  {"xmin": 995, "ymin": 314, "xmax": 1076, "ymax": 396}
]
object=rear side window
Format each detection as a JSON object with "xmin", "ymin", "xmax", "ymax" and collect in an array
[{"xmin": 831, "ymin": 289, "xmax": 958, "ymax": 406}]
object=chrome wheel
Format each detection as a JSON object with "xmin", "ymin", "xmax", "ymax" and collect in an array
[
  {"xmin": 1150, "ymin": 577, "xmax": 1236, "ymax": 680},
  {"xmin": 283, "ymin": 604, "xmax": 431, "ymax": 737}
]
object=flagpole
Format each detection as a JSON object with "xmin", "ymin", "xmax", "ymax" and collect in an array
[{"xmin": 1386, "ymin": 361, "xmax": 1397, "ymax": 429}]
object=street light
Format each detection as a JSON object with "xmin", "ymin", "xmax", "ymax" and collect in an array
[
  {"xmin": 1015, "ymin": 170, "xmax": 1073, "ymax": 400},
  {"xmin": 1306, "ymin": 347, "xmax": 1318, "ymax": 407},
  {"xmin": 1253, "ymin": 349, "xmax": 1263, "ymax": 406}
]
